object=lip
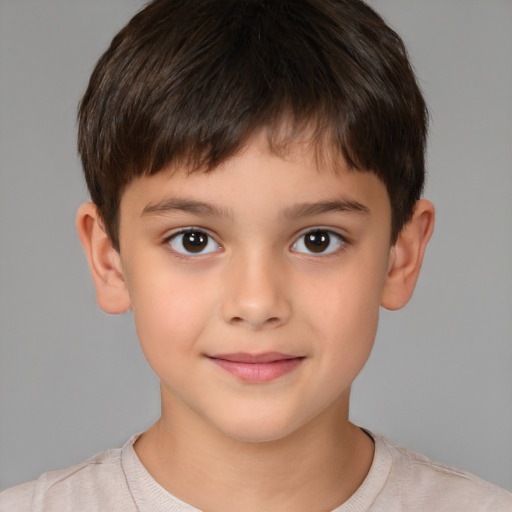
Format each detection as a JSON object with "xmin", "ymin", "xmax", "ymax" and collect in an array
[{"xmin": 207, "ymin": 352, "xmax": 304, "ymax": 382}]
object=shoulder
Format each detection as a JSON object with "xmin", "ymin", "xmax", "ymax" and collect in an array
[
  {"xmin": 374, "ymin": 434, "xmax": 512, "ymax": 512},
  {"xmin": 0, "ymin": 445, "xmax": 136, "ymax": 512},
  {"xmin": 0, "ymin": 480, "xmax": 35, "ymax": 512}
]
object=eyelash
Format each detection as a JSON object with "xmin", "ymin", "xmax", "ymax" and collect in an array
[
  {"xmin": 164, "ymin": 228, "xmax": 221, "ymax": 259},
  {"xmin": 164, "ymin": 227, "xmax": 348, "ymax": 259},
  {"xmin": 291, "ymin": 228, "xmax": 348, "ymax": 256}
]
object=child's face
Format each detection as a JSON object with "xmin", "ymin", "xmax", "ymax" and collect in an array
[{"xmin": 116, "ymin": 133, "xmax": 394, "ymax": 442}]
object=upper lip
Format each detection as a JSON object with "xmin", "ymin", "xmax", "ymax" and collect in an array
[{"xmin": 208, "ymin": 352, "xmax": 302, "ymax": 363}]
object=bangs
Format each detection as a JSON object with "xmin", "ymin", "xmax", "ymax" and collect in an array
[{"xmin": 79, "ymin": 0, "xmax": 427, "ymax": 248}]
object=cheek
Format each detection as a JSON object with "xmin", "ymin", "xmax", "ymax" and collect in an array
[
  {"xmin": 127, "ymin": 270, "xmax": 215, "ymax": 371},
  {"xmin": 321, "ymin": 285, "xmax": 380, "ymax": 358},
  {"xmin": 303, "ymin": 256, "xmax": 387, "ymax": 368},
  {"xmin": 313, "ymin": 290, "xmax": 379, "ymax": 402}
]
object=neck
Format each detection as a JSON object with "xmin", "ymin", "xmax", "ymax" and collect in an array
[{"xmin": 134, "ymin": 390, "xmax": 374, "ymax": 512}]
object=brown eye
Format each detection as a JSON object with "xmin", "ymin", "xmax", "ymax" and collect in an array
[
  {"xmin": 304, "ymin": 231, "xmax": 330, "ymax": 253},
  {"xmin": 169, "ymin": 230, "xmax": 219, "ymax": 255},
  {"xmin": 182, "ymin": 231, "xmax": 207, "ymax": 252},
  {"xmin": 292, "ymin": 229, "xmax": 345, "ymax": 255}
]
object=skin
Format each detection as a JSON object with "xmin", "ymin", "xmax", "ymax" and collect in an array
[{"xmin": 77, "ymin": 132, "xmax": 434, "ymax": 512}]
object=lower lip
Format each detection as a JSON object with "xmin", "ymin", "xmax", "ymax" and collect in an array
[{"xmin": 209, "ymin": 357, "xmax": 303, "ymax": 383}]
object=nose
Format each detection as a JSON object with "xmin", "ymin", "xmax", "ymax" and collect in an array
[{"xmin": 221, "ymin": 250, "xmax": 292, "ymax": 330}]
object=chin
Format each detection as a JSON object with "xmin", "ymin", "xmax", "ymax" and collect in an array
[{"xmin": 217, "ymin": 412, "xmax": 307, "ymax": 444}]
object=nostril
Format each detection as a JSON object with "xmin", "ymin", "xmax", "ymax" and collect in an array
[{"xmin": 229, "ymin": 315, "xmax": 281, "ymax": 327}]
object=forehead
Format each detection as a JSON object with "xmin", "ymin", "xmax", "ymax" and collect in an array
[{"xmin": 119, "ymin": 132, "xmax": 390, "ymax": 223}]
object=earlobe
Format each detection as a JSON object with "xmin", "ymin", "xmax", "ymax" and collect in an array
[
  {"xmin": 76, "ymin": 202, "xmax": 131, "ymax": 314},
  {"xmin": 381, "ymin": 199, "xmax": 435, "ymax": 311}
]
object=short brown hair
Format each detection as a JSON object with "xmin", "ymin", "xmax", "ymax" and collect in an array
[{"xmin": 78, "ymin": 0, "xmax": 428, "ymax": 250}]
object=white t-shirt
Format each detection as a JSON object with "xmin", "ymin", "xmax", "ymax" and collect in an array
[{"xmin": 1, "ymin": 432, "xmax": 511, "ymax": 511}]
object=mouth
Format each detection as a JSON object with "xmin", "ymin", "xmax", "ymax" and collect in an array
[{"xmin": 206, "ymin": 352, "xmax": 305, "ymax": 383}]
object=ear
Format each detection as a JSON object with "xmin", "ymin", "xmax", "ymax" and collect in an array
[
  {"xmin": 76, "ymin": 202, "xmax": 131, "ymax": 314},
  {"xmin": 381, "ymin": 199, "xmax": 435, "ymax": 311}
]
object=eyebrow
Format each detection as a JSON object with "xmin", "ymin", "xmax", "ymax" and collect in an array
[
  {"xmin": 281, "ymin": 199, "xmax": 370, "ymax": 219},
  {"xmin": 141, "ymin": 197, "xmax": 370, "ymax": 220},
  {"xmin": 141, "ymin": 198, "xmax": 233, "ymax": 218}
]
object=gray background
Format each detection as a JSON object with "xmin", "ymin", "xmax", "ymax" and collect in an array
[{"xmin": 1, "ymin": 0, "xmax": 511, "ymax": 492}]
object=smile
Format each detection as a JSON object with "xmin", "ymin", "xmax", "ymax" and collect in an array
[{"xmin": 207, "ymin": 352, "xmax": 304, "ymax": 383}]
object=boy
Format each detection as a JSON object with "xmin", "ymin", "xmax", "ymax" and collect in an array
[{"xmin": 1, "ymin": 0, "xmax": 510, "ymax": 510}]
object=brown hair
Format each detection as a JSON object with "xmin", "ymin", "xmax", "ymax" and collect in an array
[{"xmin": 78, "ymin": 0, "xmax": 428, "ymax": 250}]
